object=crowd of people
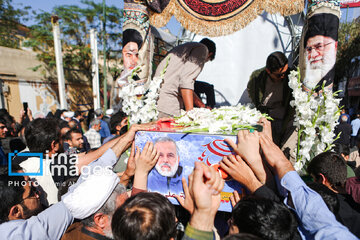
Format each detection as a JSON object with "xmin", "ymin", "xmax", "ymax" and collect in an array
[
  {"xmin": 0, "ymin": 32, "xmax": 359, "ymax": 239},
  {"xmin": 0, "ymin": 101, "xmax": 358, "ymax": 240}
]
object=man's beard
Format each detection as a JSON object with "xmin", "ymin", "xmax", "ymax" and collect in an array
[
  {"xmin": 303, "ymin": 46, "xmax": 336, "ymax": 89},
  {"xmin": 21, "ymin": 203, "xmax": 43, "ymax": 219},
  {"xmin": 104, "ymin": 227, "xmax": 114, "ymax": 239},
  {"xmin": 155, "ymin": 162, "xmax": 179, "ymax": 177}
]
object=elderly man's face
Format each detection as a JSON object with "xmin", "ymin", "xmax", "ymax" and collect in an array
[
  {"xmin": 155, "ymin": 141, "xmax": 179, "ymax": 177},
  {"xmin": 306, "ymin": 35, "xmax": 337, "ymax": 70},
  {"xmin": 122, "ymin": 42, "xmax": 139, "ymax": 72}
]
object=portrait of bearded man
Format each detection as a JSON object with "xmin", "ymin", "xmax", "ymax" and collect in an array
[
  {"xmin": 147, "ymin": 137, "xmax": 184, "ymax": 197},
  {"xmin": 302, "ymin": 13, "xmax": 339, "ymax": 91}
]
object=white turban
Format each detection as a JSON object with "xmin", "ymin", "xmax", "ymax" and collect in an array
[
  {"xmin": 106, "ymin": 109, "xmax": 114, "ymax": 116},
  {"xmin": 64, "ymin": 111, "xmax": 74, "ymax": 118},
  {"xmin": 62, "ymin": 168, "xmax": 119, "ymax": 219}
]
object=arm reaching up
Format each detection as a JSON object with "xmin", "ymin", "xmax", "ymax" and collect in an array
[
  {"xmin": 133, "ymin": 142, "xmax": 159, "ymax": 190},
  {"xmin": 188, "ymin": 162, "xmax": 224, "ymax": 232},
  {"xmin": 225, "ymin": 130, "xmax": 267, "ymax": 183}
]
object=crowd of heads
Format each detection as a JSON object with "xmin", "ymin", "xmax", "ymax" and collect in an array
[{"xmin": 0, "ymin": 103, "xmax": 359, "ymax": 240}]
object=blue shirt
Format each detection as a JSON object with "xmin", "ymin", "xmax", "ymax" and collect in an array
[
  {"xmin": 0, "ymin": 201, "xmax": 73, "ymax": 240},
  {"xmin": 0, "ymin": 149, "xmax": 118, "ymax": 240},
  {"xmin": 99, "ymin": 120, "xmax": 111, "ymax": 139},
  {"xmin": 280, "ymin": 171, "xmax": 357, "ymax": 240},
  {"xmin": 351, "ymin": 118, "xmax": 360, "ymax": 137},
  {"xmin": 103, "ymin": 134, "xmax": 116, "ymax": 144}
]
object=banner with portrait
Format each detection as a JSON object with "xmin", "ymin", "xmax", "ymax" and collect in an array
[
  {"xmin": 299, "ymin": 0, "xmax": 341, "ymax": 92},
  {"xmin": 135, "ymin": 131, "xmax": 242, "ymax": 212}
]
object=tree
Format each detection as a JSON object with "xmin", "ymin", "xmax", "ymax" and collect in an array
[
  {"xmin": 24, "ymin": 0, "xmax": 123, "ymax": 85},
  {"xmin": 0, "ymin": 0, "xmax": 31, "ymax": 48},
  {"xmin": 335, "ymin": 17, "xmax": 360, "ymax": 87}
]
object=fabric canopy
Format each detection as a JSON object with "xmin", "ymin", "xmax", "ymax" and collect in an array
[{"xmin": 149, "ymin": 0, "xmax": 304, "ymax": 37}]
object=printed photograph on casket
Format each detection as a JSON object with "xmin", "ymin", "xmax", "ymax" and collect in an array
[{"xmin": 135, "ymin": 130, "xmax": 243, "ymax": 212}]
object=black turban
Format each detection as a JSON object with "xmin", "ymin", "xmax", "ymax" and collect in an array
[
  {"xmin": 304, "ymin": 13, "xmax": 339, "ymax": 48},
  {"xmin": 122, "ymin": 29, "xmax": 143, "ymax": 49}
]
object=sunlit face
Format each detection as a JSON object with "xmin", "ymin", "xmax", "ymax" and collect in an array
[
  {"xmin": 155, "ymin": 141, "xmax": 179, "ymax": 177},
  {"xmin": 268, "ymin": 64, "xmax": 289, "ymax": 82},
  {"xmin": 122, "ymin": 42, "xmax": 139, "ymax": 72},
  {"xmin": 70, "ymin": 132, "xmax": 84, "ymax": 149},
  {"xmin": 306, "ymin": 35, "xmax": 337, "ymax": 70},
  {"xmin": 0, "ymin": 123, "xmax": 8, "ymax": 138}
]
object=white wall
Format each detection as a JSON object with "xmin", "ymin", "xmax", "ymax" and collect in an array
[{"xmin": 194, "ymin": 12, "xmax": 304, "ymax": 106}]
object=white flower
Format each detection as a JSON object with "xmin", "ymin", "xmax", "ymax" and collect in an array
[
  {"xmin": 174, "ymin": 105, "xmax": 268, "ymax": 134},
  {"xmin": 288, "ymin": 69, "xmax": 340, "ymax": 173}
]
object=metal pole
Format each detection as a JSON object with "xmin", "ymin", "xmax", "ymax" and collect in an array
[
  {"xmin": 51, "ymin": 16, "xmax": 67, "ymax": 109},
  {"xmin": 102, "ymin": 0, "xmax": 107, "ymax": 111},
  {"xmin": 90, "ymin": 29, "xmax": 101, "ymax": 109}
]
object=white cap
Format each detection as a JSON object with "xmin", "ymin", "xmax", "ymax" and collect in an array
[
  {"xmin": 106, "ymin": 109, "xmax": 114, "ymax": 116},
  {"xmin": 62, "ymin": 168, "xmax": 120, "ymax": 219},
  {"xmin": 64, "ymin": 111, "xmax": 74, "ymax": 118}
]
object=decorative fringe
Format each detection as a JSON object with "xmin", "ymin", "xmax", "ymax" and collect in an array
[{"xmin": 149, "ymin": 0, "xmax": 304, "ymax": 37}]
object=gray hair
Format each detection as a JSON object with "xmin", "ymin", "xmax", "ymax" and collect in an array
[
  {"xmin": 154, "ymin": 137, "xmax": 179, "ymax": 156},
  {"xmin": 341, "ymin": 115, "xmax": 348, "ymax": 123},
  {"xmin": 95, "ymin": 108, "xmax": 103, "ymax": 117},
  {"xmin": 90, "ymin": 118, "xmax": 101, "ymax": 127},
  {"xmin": 82, "ymin": 183, "xmax": 127, "ymax": 227}
]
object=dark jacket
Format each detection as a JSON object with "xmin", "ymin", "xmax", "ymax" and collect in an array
[
  {"xmin": 247, "ymin": 67, "xmax": 293, "ymax": 116},
  {"xmin": 334, "ymin": 122, "xmax": 352, "ymax": 146}
]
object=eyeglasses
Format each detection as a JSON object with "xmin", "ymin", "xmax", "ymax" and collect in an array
[
  {"xmin": 21, "ymin": 186, "xmax": 40, "ymax": 202},
  {"xmin": 272, "ymin": 72, "xmax": 287, "ymax": 78},
  {"xmin": 0, "ymin": 125, "xmax": 7, "ymax": 129},
  {"xmin": 306, "ymin": 41, "xmax": 334, "ymax": 53}
]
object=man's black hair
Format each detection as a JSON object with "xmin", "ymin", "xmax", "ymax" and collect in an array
[
  {"xmin": 0, "ymin": 117, "xmax": 7, "ymax": 126},
  {"xmin": 54, "ymin": 109, "xmax": 66, "ymax": 119},
  {"xmin": 111, "ymin": 192, "xmax": 176, "ymax": 240},
  {"xmin": 46, "ymin": 112, "xmax": 54, "ymax": 118},
  {"xmin": 0, "ymin": 174, "xmax": 25, "ymax": 224},
  {"xmin": 25, "ymin": 118, "xmax": 60, "ymax": 154},
  {"xmin": 232, "ymin": 197, "xmax": 297, "ymax": 240},
  {"xmin": 74, "ymin": 111, "xmax": 83, "ymax": 118},
  {"xmin": 59, "ymin": 120, "xmax": 70, "ymax": 130},
  {"xmin": 200, "ymin": 38, "xmax": 216, "ymax": 61},
  {"xmin": 110, "ymin": 111, "xmax": 127, "ymax": 134},
  {"xmin": 307, "ymin": 151, "xmax": 347, "ymax": 189},
  {"xmin": 63, "ymin": 128, "xmax": 82, "ymax": 142},
  {"xmin": 266, "ymin": 51, "xmax": 288, "ymax": 72},
  {"xmin": 333, "ymin": 144, "xmax": 350, "ymax": 157},
  {"xmin": 0, "ymin": 109, "xmax": 8, "ymax": 117}
]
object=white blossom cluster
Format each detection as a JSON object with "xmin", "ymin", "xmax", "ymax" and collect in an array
[
  {"xmin": 174, "ymin": 104, "xmax": 269, "ymax": 135},
  {"xmin": 288, "ymin": 70, "xmax": 341, "ymax": 171},
  {"xmin": 118, "ymin": 75, "xmax": 163, "ymax": 125}
]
